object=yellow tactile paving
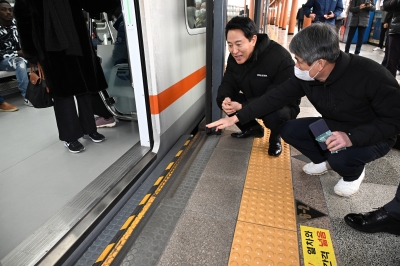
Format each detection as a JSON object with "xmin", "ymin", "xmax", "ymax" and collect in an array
[
  {"xmin": 229, "ymin": 221, "xmax": 299, "ymax": 266},
  {"xmin": 248, "ymin": 149, "xmax": 291, "ymax": 170},
  {"xmin": 228, "ymin": 127, "xmax": 299, "ymax": 266},
  {"xmin": 245, "ymin": 167, "xmax": 293, "ymax": 195},
  {"xmin": 238, "ymin": 188, "xmax": 296, "ymax": 231}
]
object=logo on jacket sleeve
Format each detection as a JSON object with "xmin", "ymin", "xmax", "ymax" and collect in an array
[{"xmin": 257, "ymin": 74, "xmax": 268, "ymax": 77}]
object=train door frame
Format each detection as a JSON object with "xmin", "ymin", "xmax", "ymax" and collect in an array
[
  {"xmin": 121, "ymin": 0, "xmax": 153, "ymax": 147},
  {"xmin": 205, "ymin": 0, "xmax": 226, "ymax": 131}
]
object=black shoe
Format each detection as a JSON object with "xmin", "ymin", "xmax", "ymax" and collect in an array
[
  {"xmin": 231, "ymin": 126, "xmax": 264, "ymax": 138},
  {"xmin": 85, "ymin": 132, "xmax": 106, "ymax": 143},
  {"xmin": 64, "ymin": 140, "xmax": 85, "ymax": 153},
  {"xmin": 268, "ymin": 140, "xmax": 282, "ymax": 156},
  {"xmin": 344, "ymin": 207, "xmax": 400, "ymax": 235}
]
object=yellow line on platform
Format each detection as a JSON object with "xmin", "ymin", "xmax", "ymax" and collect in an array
[{"xmin": 228, "ymin": 124, "xmax": 300, "ymax": 266}]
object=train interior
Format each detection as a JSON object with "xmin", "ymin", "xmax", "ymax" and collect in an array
[
  {"xmin": 1, "ymin": 0, "xmax": 400, "ymax": 265},
  {"xmin": 0, "ymin": 0, "xmax": 143, "ymax": 262}
]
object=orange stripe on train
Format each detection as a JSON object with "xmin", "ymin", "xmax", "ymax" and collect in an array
[{"xmin": 149, "ymin": 66, "xmax": 206, "ymax": 115}]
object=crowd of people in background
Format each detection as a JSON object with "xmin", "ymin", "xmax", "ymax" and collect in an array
[
  {"xmin": 295, "ymin": 0, "xmax": 400, "ymax": 78},
  {"xmin": 187, "ymin": 0, "xmax": 207, "ymax": 29}
]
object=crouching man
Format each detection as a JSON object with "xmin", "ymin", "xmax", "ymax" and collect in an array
[{"xmin": 208, "ymin": 22, "xmax": 400, "ymax": 236}]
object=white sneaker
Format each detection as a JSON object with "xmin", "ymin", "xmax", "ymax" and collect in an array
[
  {"xmin": 334, "ymin": 168, "xmax": 366, "ymax": 197},
  {"xmin": 372, "ymin": 47, "xmax": 383, "ymax": 51},
  {"xmin": 303, "ymin": 161, "xmax": 331, "ymax": 175},
  {"xmin": 397, "ymin": 70, "xmax": 400, "ymax": 75},
  {"xmin": 24, "ymin": 99, "xmax": 33, "ymax": 107}
]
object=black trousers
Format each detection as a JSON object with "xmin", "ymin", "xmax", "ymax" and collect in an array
[
  {"xmin": 233, "ymin": 94, "xmax": 298, "ymax": 142},
  {"xmin": 280, "ymin": 117, "xmax": 392, "ymax": 181},
  {"xmin": 386, "ymin": 34, "xmax": 400, "ymax": 77},
  {"xmin": 91, "ymin": 91, "xmax": 113, "ymax": 119},
  {"xmin": 385, "ymin": 183, "xmax": 400, "ymax": 220},
  {"xmin": 345, "ymin": 26, "xmax": 367, "ymax": 55},
  {"xmin": 378, "ymin": 23, "xmax": 387, "ymax": 49},
  {"xmin": 298, "ymin": 20, "xmax": 303, "ymax": 31},
  {"xmin": 53, "ymin": 94, "xmax": 97, "ymax": 141}
]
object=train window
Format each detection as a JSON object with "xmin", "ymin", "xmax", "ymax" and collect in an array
[{"xmin": 186, "ymin": 0, "xmax": 206, "ymax": 34}]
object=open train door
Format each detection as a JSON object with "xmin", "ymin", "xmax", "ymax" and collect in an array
[{"xmin": 120, "ymin": 0, "xmax": 152, "ymax": 147}]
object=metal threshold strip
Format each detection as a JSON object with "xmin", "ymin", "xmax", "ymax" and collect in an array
[
  {"xmin": 2, "ymin": 143, "xmax": 155, "ymax": 266},
  {"xmin": 93, "ymin": 135, "xmax": 197, "ymax": 266}
]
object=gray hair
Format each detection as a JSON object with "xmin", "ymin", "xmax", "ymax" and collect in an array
[{"xmin": 289, "ymin": 23, "xmax": 340, "ymax": 65}]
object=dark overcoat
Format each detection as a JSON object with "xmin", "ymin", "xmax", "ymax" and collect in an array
[{"xmin": 14, "ymin": 0, "xmax": 119, "ymax": 98}]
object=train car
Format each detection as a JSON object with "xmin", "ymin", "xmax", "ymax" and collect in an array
[{"xmin": 0, "ymin": 0, "xmax": 208, "ymax": 265}]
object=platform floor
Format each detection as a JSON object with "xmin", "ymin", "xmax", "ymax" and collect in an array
[{"xmin": 114, "ymin": 26, "xmax": 400, "ymax": 266}]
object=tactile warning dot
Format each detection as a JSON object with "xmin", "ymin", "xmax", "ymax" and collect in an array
[
  {"xmin": 228, "ymin": 221, "xmax": 299, "ymax": 266},
  {"xmin": 238, "ymin": 189, "xmax": 296, "ymax": 231},
  {"xmin": 245, "ymin": 166, "xmax": 293, "ymax": 195}
]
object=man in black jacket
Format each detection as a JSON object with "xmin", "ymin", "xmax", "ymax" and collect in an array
[
  {"xmin": 217, "ymin": 16, "xmax": 300, "ymax": 156},
  {"xmin": 208, "ymin": 22, "xmax": 400, "ymax": 235}
]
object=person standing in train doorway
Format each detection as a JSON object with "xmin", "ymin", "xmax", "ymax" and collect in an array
[
  {"xmin": 207, "ymin": 23, "xmax": 400, "ymax": 198},
  {"xmin": 13, "ymin": 0, "xmax": 120, "ymax": 153},
  {"xmin": 216, "ymin": 16, "xmax": 300, "ymax": 157}
]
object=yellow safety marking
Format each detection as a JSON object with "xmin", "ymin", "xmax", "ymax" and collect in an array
[
  {"xmin": 228, "ymin": 124, "xmax": 300, "ymax": 265},
  {"xmin": 166, "ymin": 162, "xmax": 174, "ymax": 170},
  {"xmin": 184, "ymin": 140, "xmax": 190, "ymax": 146},
  {"xmin": 100, "ymin": 135, "xmax": 197, "ymax": 266},
  {"xmin": 176, "ymin": 150, "xmax": 183, "ymax": 157},
  {"xmin": 300, "ymin": 225, "xmax": 337, "ymax": 266},
  {"xmin": 238, "ymin": 188, "xmax": 296, "ymax": 231},
  {"xmin": 102, "ymin": 197, "xmax": 156, "ymax": 266},
  {"xmin": 154, "ymin": 176, "xmax": 164, "ymax": 186},
  {"xmin": 230, "ymin": 221, "xmax": 299, "ymax": 265},
  {"xmin": 120, "ymin": 216, "xmax": 135, "ymax": 230},
  {"xmin": 245, "ymin": 167, "xmax": 293, "ymax": 195},
  {"xmin": 96, "ymin": 244, "xmax": 115, "ymax": 263},
  {"xmin": 139, "ymin": 194, "xmax": 151, "ymax": 205}
]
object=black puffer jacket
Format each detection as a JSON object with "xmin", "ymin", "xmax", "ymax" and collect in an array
[
  {"xmin": 216, "ymin": 34, "xmax": 300, "ymax": 112},
  {"xmin": 383, "ymin": 0, "xmax": 400, "ymax": 34},
  {"xmin": 236, "ymin": 52, "xmax": 400, "ymax": 147}
]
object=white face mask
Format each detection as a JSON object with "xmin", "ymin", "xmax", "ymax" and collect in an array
[
  {"xmin": 200, "ymin": 8, "xmax": 206, "ymax": 13},
  {"xmin": 294, "ymin": 61, "xmax": 319, "ymax": 81}
]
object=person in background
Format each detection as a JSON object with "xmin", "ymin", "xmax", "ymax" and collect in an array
[
  {"xmin": 195, "ymin": 2, "xmax": 201, "ymax": 17},
  {"xmin": 14, "ymin": 0, "xmax": 120, "ymax": 153},
  {"xmin": 0, "ymin": 0, "xmax": 31, "ymax": 111},
  {"xmin": 187, "ymin": 0, "xmax": 196, "ymax": 29},
  {"xmin": 303, "ymin": 0, "xmax": 344, "ymax": 26},
  {"xmin": 373, "ymin": 0, "xmax": 388, "ymax": 51},
  {"xmin": 383, "ymin": 0, "xmax": 400, "ymax": 77},
  {"xmin": 344, "ymin": 0, "xmax": 375, "ymax": 55},
  {"xmin": 216, "ymin": 16, "xmax": 300, "ymax": 157},
  {"xmin": 195, "ymin": 1, "xmax": 207, "ymax": 28},
  {"xmin": 296, "ymin": 6, "xmax": 304, "ymax": 31}
]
